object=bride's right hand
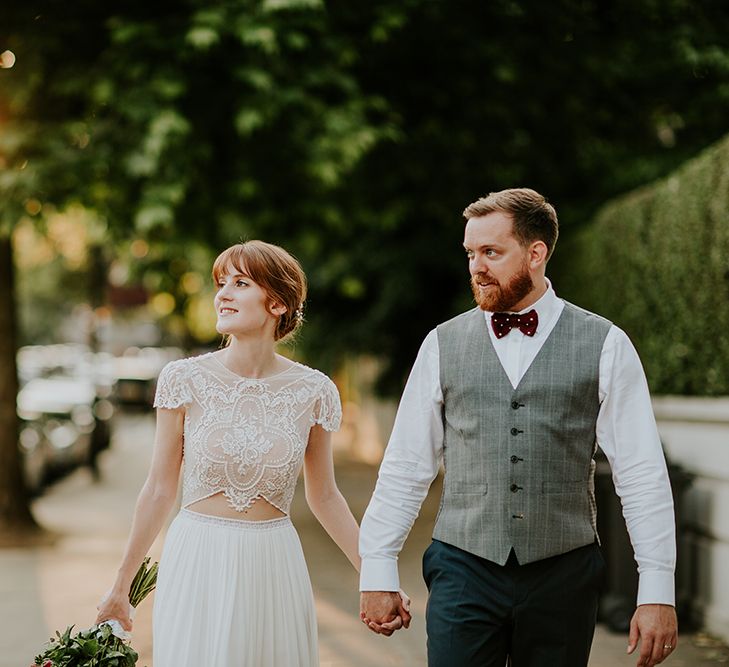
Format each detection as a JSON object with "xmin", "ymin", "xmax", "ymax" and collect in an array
[{"xmin": 96, "ymin": 590, "xmax": 133, "ymax": 632}]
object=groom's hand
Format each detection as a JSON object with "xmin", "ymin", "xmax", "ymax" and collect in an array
[
  {"xmin": 360, "ymin": 591, "xmax": 411, "ymax": 637},
  {"xmin": 627, "ymin": 604, "xmax": 678, "ymax": 666}
]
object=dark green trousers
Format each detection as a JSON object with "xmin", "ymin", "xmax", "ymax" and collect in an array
[{"xmin": 423, "ymin": 539, "xmax": 605, "ymax": 667}]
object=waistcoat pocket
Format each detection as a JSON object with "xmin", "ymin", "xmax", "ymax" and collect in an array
[
  {"xmin": 450, "ymin": 480, "xmax": 488, "ymax": 495},
  {"xmin": 541, "ymin": 480, "xmax": 585, "ymax": 494}
]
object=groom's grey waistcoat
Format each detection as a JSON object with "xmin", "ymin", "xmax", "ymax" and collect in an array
[{"xmin": 433, "ymin": 301, "xmax": 612, "ymax": 565}]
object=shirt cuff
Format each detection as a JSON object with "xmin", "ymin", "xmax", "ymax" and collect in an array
[
  {"xmin": 637, "ymin": 571, "xmax": 675, "ymax": 607},
  {"xmin": 359, "ymin": 557, "xmax": 400, "ymax": 592}
]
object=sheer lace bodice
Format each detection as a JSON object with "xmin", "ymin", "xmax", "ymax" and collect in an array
[{"xmin": 153, "ymin": 352, "xmax": 342, "ymax": 514}]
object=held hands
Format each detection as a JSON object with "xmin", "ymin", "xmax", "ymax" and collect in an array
[
  {"xmin": 627, "ymin": 604, "xmax": 678, "ymax": 667},
  {"xmin": 96, "ymin": 589, "xmax": 134, "ymax": 633},
  {"xmin": 360, "ymin": 590, "xmax": 412, "ymax": 637}
]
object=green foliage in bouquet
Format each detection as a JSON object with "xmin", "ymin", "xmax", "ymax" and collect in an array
[
  {"xmin": 33, "ymin": 623, "xmax": 137, "ymax": 667},
  {"xmin": 32, "ymin": 557, "xmax": 158, "ymax": 667}
]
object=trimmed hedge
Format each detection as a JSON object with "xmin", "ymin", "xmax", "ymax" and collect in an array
[{"xmin": 558, "ymin": 134, "xmax": 729, "ymax": 396}]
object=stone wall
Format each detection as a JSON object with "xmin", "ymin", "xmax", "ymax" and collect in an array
[{"xmin": 653, "ymin": 396, "xmax": 729, "ymax": 643}]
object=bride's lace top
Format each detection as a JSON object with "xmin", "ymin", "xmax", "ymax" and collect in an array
[{"xmin": 153, "ymin": 352, "xmax": 342, "ymax": 514}]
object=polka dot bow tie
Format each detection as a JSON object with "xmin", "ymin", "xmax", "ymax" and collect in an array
[{"xmin": 491, "ymin": 309, "xmax": 539, "ymax": 339}]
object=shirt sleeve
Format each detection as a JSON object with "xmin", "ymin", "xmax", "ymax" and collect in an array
[
  {"xmin": 359, "ymin": 329, "xmax": 444, "ymax": 591},
  {"xmin": 153, "ymin": 359, "xmax": 191, "ymax": 409},
  {"xmin": 596, "ymin": 326, "xmax": 676, "ymax": 606},
  {"xmin": 313, "ymin": 376, "xmax": 342, "ymax": 432}
]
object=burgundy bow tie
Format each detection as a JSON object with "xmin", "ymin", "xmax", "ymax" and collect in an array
[{"xmin": 491, "ymin": 309, "xmax": 538, "ymax": 339}]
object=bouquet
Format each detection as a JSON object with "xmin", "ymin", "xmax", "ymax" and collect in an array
[{"xmin": 31, "ymin": 557, "xmax": 158, "ymax": 667}]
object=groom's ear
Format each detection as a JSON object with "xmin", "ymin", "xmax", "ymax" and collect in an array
[{"xmin": 527, "ymin": 240, "xmax": 549, "ymax": 268}]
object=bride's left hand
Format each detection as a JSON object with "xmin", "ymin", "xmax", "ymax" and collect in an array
[
  {"xmin": 398, "ymin": 589, "xmax": 411, "ymax": 616},
  {"xmin": 374, "ymin": 589, "xmax": 411, "ymax": 632}
]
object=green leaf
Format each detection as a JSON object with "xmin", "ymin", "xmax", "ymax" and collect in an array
[
  {"xmin": 186, "ymin": 26, "xmax": 219, "ymax": 49},
  {"xmin": 262, "ymin": 0, "xmax": 323, "ymax": 10},
  {"xmin": 235, "ymin": 109, "xmax": 265, "ymax": 136},
  {"xmin": 81, "ymin": 637, "xmax": 99, "ymax": 655}
]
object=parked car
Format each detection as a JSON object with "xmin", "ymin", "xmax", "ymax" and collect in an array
[
  {"xmin": 113, "ymin": 346, "xmax": 183, "ymax": 407},
  {"xmin": 16, "ymin": 345, "xmax": 116, "ymax": 493},
  {"xmin": 18, "ymin": 376, "xmax": 95, "ymax": 490}
]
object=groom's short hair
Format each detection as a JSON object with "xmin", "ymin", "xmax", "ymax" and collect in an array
[{"xmin": 462, "ymin": 188, "xmax": 559, "ymax": 260}]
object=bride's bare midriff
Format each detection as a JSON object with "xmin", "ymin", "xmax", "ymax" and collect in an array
[{"xmin": 188, "ymin": 493, "xmax": 286, "ymax": 521}]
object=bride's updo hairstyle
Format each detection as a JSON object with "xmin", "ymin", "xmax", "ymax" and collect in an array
[{"xmin": 212, "ymin": 240, "xmax": 307, "ymax": 342}]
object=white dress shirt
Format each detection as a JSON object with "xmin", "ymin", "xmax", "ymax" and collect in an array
[{"xmin": 359, "ymin": 280, "xmax": 676, "ymax": 606}]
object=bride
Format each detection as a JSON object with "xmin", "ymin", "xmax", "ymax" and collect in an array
[{"xmin": 96, "ymin": 240, "xmax": 409, "ymax": 666}]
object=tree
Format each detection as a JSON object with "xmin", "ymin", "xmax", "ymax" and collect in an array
[
  {"xmin": 2, "ymin": 0, "xmax": 729, "ymax": 534},
  {"xmin": 318, "ymin": 0, "xmax": 729, "ymax": 392},
  {"xmin": 0, "ymin": 4, "xmax": 119, "ymax": 536},
  {"xmin": 0, "ymin": 0, "xmax": 393, "ymax": 532},
  {"xmin": 0, "ymin": 236, "xmax": 35, "ymax": 537}
]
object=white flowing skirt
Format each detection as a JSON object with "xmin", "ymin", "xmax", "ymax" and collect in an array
[{"xmin": 153, "ymin": 508, "xmax": 318, "ymax": 667}]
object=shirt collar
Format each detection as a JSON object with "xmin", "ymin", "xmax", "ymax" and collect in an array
[{"xmin": 482, "ymin": 278, "xmax": 558, "ymax": 333}]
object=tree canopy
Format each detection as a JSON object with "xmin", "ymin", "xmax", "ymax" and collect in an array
[{"xmin": 3, "ymin": 0, "xmax": 729, "ymax": 393}]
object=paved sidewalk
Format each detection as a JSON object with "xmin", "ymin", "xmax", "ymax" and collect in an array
[{"xmin": 2, "ymin": 412, "xmax": 728, "ymax": 666}]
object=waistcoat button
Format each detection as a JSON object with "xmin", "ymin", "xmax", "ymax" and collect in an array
[
  {"xmin": 510, "ymin": 483, "xmax": 522, "ymax": 492},
  {"xmin": 511, "ymin": 401, "xmax": 520, "ymax": 410},
  {"xmin": 510, "ymin": 427, "xmax": 519, "ymax": 436},
  {"xmin": 510, "ymin": 455, "xmax": 522, "ymax": 463}
]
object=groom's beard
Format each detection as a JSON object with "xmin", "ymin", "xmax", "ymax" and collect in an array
[{"xmin": 471, "ymin": 264, "xmax": 534, "ymax": 312}]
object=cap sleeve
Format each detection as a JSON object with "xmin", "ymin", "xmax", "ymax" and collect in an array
[
  {"xmin": 313, "ymin": 376, "xmax": 342, "ymax": 432},
  {"xmin": 153, "ymin": 359, "xmax": 191, "ymax": 409}
]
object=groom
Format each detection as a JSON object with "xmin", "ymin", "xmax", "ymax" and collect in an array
[{"xmin": 359, "ymin": 188, "xmax": 677, "ymax": 667}]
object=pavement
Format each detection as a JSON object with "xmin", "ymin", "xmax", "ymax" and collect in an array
[{"xmin": 2, "ymin": 411, "xmax": 728, "ymax": 667}]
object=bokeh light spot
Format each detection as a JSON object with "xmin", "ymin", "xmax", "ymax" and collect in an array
[
  {"xmin": 0, "ymin": 50, "xmax": 16, "ymax": 68},
  {"xmin": 151, "ymin": 292, "xmax": 176, "ymax": 317},
  {"xmin": 25, "ymin": 199, "xmax": 42, "ymax": 216},
  {"xmin": 181, "ymin": 272, "xmax": 203, "ymax": 295},
  {"xmin": 130, "ymin": 239, "xmax": 149, "ymax": 258}
]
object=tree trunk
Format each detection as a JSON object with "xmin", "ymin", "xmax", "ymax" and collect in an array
[
  {"xmin": 87, "ymin": 242, "xmax": 107, "ymax": 478},
  {"xmin": 87, "ymin": 243, "xmax": 106, "ymax": 353},
  {"xmin": 0, "ymin": 232, "xmax": 41, "ymax": 536}
]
